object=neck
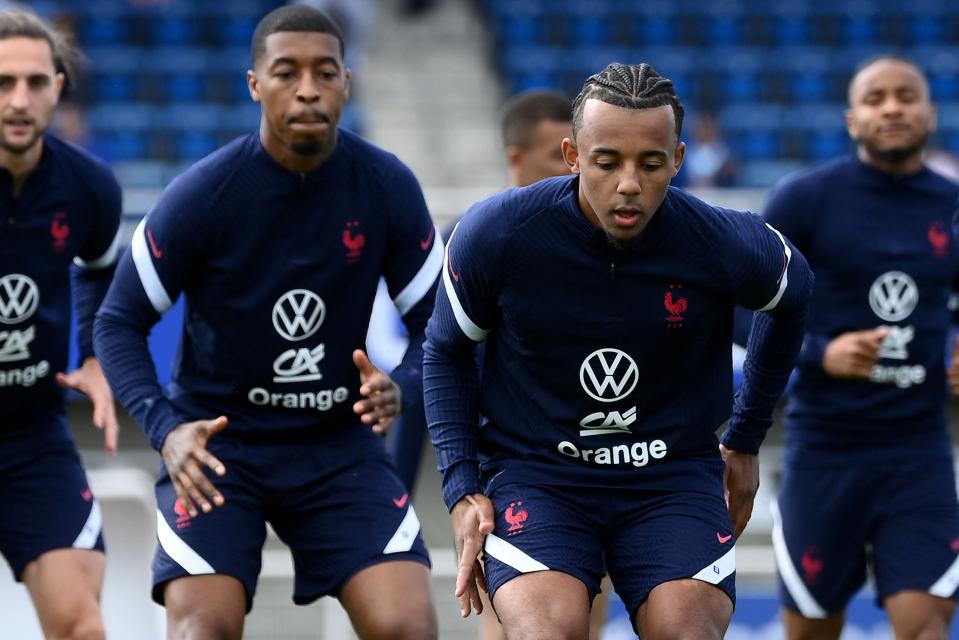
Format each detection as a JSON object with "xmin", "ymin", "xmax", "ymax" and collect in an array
[
  {"xmin": 260, "ymin": 127, "xmax": 337, "ymax": 174},
  {"xmin": 0, "ymin": 138, "xmax": 44, "ymax": 197},
  {"xmin": 857, "ymin": 146, "xmax": 924, "ymax": 177}
]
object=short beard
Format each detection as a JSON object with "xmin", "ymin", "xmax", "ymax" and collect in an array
[
  {"xmin": 863, "ymin": 135, "xmax": 927, "ymax": 167},
  {"xmin": 291, "ymin": 141, "xmax": 324, "ymax": 156},
  {"xmin": 0, "ymin": 134, "xmax": 41, "ymax": 156},
  {"xmin": 604, "ymin": 233, "xmax": 632, "ymax": 254}
]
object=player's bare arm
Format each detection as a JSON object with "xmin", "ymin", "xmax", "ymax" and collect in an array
[
  {"xmin": 450, "ymin": 492, "xmax": 495, "ymax": 618},
  {"xmin": 56, "ymin": 356, "xmax": 120, "ymax": 456},
  {"xmin": 948, "ymin": 335, "xmax": 959, "ymax": 395},
  {"xmin": 352, "ymin": 349, "xmax": 402, "ymax": 434},
  {"xmin": 822, "ymin": 327, "xmax": 891, "ymax": 379},
  {"xmin": 160, "ymin": 416, "xmax": 228, "ymax": 517}
]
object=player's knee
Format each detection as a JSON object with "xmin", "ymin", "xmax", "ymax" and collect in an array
[
  {"xmin": 901, "ymin": 618, "xmax": 949, "ymax": 640},
  {"xmin": 500, "ymin": 616, "xmax": 586, "ymax": 640},
  {"xmin": 46, "ymin": 611, "xmax": 105, "ymax": 640},
  {"xmin": 638, "ymin": 608, "xmax": 727, "ymax": 640},
  {"xmin": 359, "ymin": 614, "xmax": 437, "ymax": 640},
  {"xmin": 168, "ymin": 610, "xmax": 242, "ymax": 640}
]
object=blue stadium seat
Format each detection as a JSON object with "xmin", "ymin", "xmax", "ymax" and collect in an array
[
  {"xmin": 175, "ymin": 132, "xmax": 218, "ymax": 162},
  {"xmin": 165, "ymin": 75, "xmax": 205, "ymax": 103},
  {"xmin": 100, "ymin": 133, "xmax": 148, "ymax": 163},
  {"xmin": 80, "ymin": 16, "xmax": 127, "ymax": 46},
  {"xmin": 808, "ymin": 130, "xmax": 849, "ymax": 159},
  {"xmin": 92, "ymin": 74, "xmax": 136, "ymax": 102},
  {"xmin": 736, "ymin": 131, "xmax": 780, "ymax": 160},
  {"xmin": 151, "ymin": 16, "xmax": 197, "ymax": 46}
]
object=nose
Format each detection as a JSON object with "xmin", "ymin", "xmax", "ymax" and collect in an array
[
  {"xmin": 617, "ymin": 166, "xmax": 641, "ymax": 196},
  {"xmin": 295, "ymin": 72, "xmax": 321, "ymax": 103},
  {"xmin": 9, "ymin": 78, "xmax": 30, "ymax": 110}
]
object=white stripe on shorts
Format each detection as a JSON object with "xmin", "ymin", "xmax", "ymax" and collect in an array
[
  {"xmin": 691, "ymin": 545, "xmax": 736, "ymax": 584},
  {"xmin": 72, "ymin": 500, "xmax": 102, "ymax": 549},
  {"xmin": 771, "ymin": 499, "xmax": 827, "ymax": 618},
  {"xmin": 156, "ymin": 509, "xmax": 214, "ymax": 575},
  {"xmin": 929, "ymin": 552, "xmax": 959, "ymax": 598},
  {"xmin": 484, "ymin": 534, "xmax": 548, "ymax": 573},
  {"xmin": 383, "ymin": 506, "xmax": 421, "ymax": 554}
]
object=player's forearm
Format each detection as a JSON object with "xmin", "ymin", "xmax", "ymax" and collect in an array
[
  {"xmin": 72, "ymin": 264, "xmax": 114, "ymax": 364},
  {"xmin": 724, "ymin": 264, "xmax": 814, "ymax": 453},
  {"xmin": 93, "ymin": 312, "xmax": 185, "ymax": 450},
  {"xmin": 423, "ymin": 339, "xmax": 483, "ymax": 510}
]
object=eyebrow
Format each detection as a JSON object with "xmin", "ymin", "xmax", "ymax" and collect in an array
[
  {"xmin": 590, "ymin": 147, "xmax": 669, "ymax": 159},
  {"xmin": 268, "ymin": 56, "xmax": 341, "ymax": 70}
]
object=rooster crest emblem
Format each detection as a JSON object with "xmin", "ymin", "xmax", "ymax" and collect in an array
[
  {"xmin": 664, "ymin": 284, "xmax": 687, "ymax": 328},
  {"xmin": 505, "ymin": 501, "xmax": 528, "ymax": 535}
]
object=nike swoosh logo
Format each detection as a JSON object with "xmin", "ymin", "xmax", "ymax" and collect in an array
[
  {"xmin": 717, "ymin": 532, "xmax": 733, "ymax": 544},
  {"xmin": 420, "ymin": 227, "xmax": 435, "ymax": 251},
  {"xmin": 448, "ymin": 254, "xmax": 461, "ymax": 282},
  {"xmin": 393, "ymin": 492, "xmax": 409, "ymax": 509},
  {"xmin": 147, "ymin": 229, "xmax": 164, "ymax": 259}
]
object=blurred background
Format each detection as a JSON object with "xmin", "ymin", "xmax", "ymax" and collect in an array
[{"xmin": 2, "ymin": 0, "xmax": 959, "ymax": 637}]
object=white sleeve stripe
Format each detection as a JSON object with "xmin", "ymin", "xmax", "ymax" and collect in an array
[
  {"xmin": 156, "ymin": 509, "xmax": 215, "ymax": 575},
  {"xmin": 757, "ymin": 223, "xmax": 792, "ymax": 312},
  {"xmin": 394, "ymin": 228, "xmax": 444, "ymax": 316},
  {"xmin": 131, "ymin": 219, "xmax": 173, "ymax": 314},
  {"xmin": 771, "ymin": 499, "xmax": 828, "ymax": 618},
  {"xmin": 443, "ymin": 224, "xmax": 488, "ymax": 342},
  {"xmin": 74, "ymin": 228, "xmax": 122, "ymax": 270}
]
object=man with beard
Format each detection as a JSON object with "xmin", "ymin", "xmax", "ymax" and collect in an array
[
  {"xmin": 424, "ymin": 62, "xmax": 813, "ymax": 638},
  {"xmin": 761, "ymin": 56, "xmax": 959, "ymax": 639},
  {"xmin": 94, "ymin": 5, "xmax": 439, "ymax": 638},
  {"xmin": 0, "ymin": 9, "xmax": 122, "ymax": 639}
]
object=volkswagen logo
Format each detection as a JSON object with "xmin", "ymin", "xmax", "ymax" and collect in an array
[
  {"xmin": 579, "ymin": 348, "xmax": 639, "ymax": 402},
  {"xmin": 868, "ymin": 271, "xmax": 917, "ymax": 322},
  {"xmin": 272, "ymin": 289, "xmax": 326, "ymax": 341},
  {"xmin": 0, "ymin": 274, "xmax": 39, "ymax": 325}
]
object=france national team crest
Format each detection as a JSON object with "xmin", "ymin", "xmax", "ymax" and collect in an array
[
  {"xmin": 342, "ymin": 220, "xmax": 365, "ymax": 264},
  {"xmin": 50, "ymin": 211, "xmax": 69, "ymax": 253},
  {"xmin": 928, "ymin": 221, "xmax": 950, "ymax": 258},
  {"xmin": 664, "ymin": 283, "xmax": 687, "ymax": 328},
  {"xmin": 505, "ymin": 501, "xmax": 528, "ymax": 535}
]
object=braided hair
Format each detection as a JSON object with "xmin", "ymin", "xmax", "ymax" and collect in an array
[{"xmin": 572, "ymin": 63, "xmax": 684, "ymax": 142}]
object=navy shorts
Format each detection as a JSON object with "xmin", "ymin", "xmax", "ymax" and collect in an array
[
  {"xmin": 0, "ymin": 416, "xmax": 105, "ymax": 580},
  {"xmin": 482, "ymin": 482, "xmax": 736, "ymax": 620},
  {"xmin": 152, "ymin": 427, "xmax": 429, "ymax": 610},
  {"xmin": 774, "ymin": 454, "xmax": 959, "ymax": 617}
]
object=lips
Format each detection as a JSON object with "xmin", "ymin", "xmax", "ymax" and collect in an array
[{"xmin": 612, "ymin": 208, "xmax": 641, "ymax": 228}]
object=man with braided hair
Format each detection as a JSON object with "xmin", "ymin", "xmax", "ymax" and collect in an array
[{"xmin": 424, "ymin": 62, "xmax": 814, "ymax": 638}]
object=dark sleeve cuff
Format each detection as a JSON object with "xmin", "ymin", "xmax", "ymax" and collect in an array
[
  {"xmin": 797, "ymin": 334, "xmax": 829, "ymax": 370},
  {"xmin": 719, "ymin": 426, "xmax": 764, "ymax": 455},
  {"xmin": 441, "ymin": 460, "xmax": 484, "ymax": 512},
  {"xmin": 143, "ymin": 398, "xmax": 188, "ymax": 451}
]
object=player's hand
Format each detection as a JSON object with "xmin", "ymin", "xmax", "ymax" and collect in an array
[
  {"xmin": 948, "ymin": 335, "xmax": 959, "ymax": 396},
  {"xmin": 720, "ymin": 444, "xmax": 759, "ymax": 539},
  {"xmin": 57, "ymin": 357, "xmax": 120, "ymax": 456},
  {"xmin": 352, "ymin": 349, "xmax": 402, "ymax": 434},
  {"xmin": 822, "ymin": 328, "xmax": 890, "ymax": 379},
  {"xmin": 450, "ymin": 493, "xmax": 495, "ymax": 618},
  {"xmin": 161, "ymin": 416, "xmax": 228, "ymax": 517}
]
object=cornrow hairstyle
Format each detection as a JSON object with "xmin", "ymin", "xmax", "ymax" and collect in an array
[
  {"xmin": 251, "ymin": 4, "xmax": 345, "ymax": 66},
  {"xmin": 572, "ymin": 63, "xmax": 684, "ymax": 142},
  {"xmin": 500, "ymin": 89, "xmax": 572, "ymax": 148},
  {"xmin": 0, "ymin": 10, "xmax": 78, "ymax": 88},
  {"xmin": 847, "ymin": 54, "xmax": 928, "ymax": 103}
]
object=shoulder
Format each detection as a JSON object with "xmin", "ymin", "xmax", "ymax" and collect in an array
[
  {"xmin": 769, "ymin": 156, "xmax": 853, "ymax": 202},
  {"xmin": 337, "ymin": 128, "xmax": 420, "ymax": 187},
  {"xmin": 463, "ymin": 175, "xmax": 575, "ymax": 235},
  {"xmin": 45, "ymin": 135, "xmax": 120, "ymax": 203},
  {"xmin": 921, "ymin": 166, "xmax": 959, "ymax": 202},
  {"xmin": 664, "ymin": 186, "xmax": 763, "ymax": 236},
  {"xmin": 158, "ymin": 134, "xmax": 253, "ymax": 209}
]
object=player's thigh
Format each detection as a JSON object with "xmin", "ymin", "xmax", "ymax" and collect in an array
[
  {"xmin": 270, "ymin": 452, "xmax": 430, "ymax": 606},
  {"xmin": 780, "ymin": 607, "xmax": 845, "ymax": 640},
  {"xmin": 606, "ymin": 489, "xmax": 735, "ymax": 631},
  {"xmin": 493, "ymin": 571, "xmax": 591, "ymax": 640},
  {"xmin": 773, "ymin": 461, "xmax": 871, "ymax": 618},
  {"xmin": 885, "ymin": 591, "xmax": 955, "ymax": 640},
  {"xmin": 872, "ymin": 457, "xmax": 959, "ymax": 602},
  {"xmin": 0, "ymin": 430, "xmax": 105, "ymax": 582},
  {"xmin": 23, "ymin": 548, "xmax": 105, "ymax": 639},
  {"xmin": 340, "ymin": 560, "xmax": 437, "ymax": 640},
  {"xmin": 164, "ymin": 574, "xmax": 247, "ymax": 640},
  {"xmin": 483, "ymin": 483, "xmax": 602, "ymax": 639},
  {"xmin": 153, "ymin": 462, "xmax": 266, "ymax": 615},
  {"xmin": 637, "ymin": 578, "xmax": 732, "ymax": 640}
]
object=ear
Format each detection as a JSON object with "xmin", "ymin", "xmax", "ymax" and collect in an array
[
  {"xmin": 562, "ymin": 137, "xmax": 579, "ymax": 175},
  {"xmin": 505, "ymin": 145, "xmax": 522, "ymax": 169},
  {"xmin": 52, "ymin": 72, "xmax": 65, "ymax": 104},
  {"xmin": 844, "ymin": 108, "xmax": 858, "ymax": 141},
  {"xmin": 672, "ymin": 140, "xmax": 686, "ymax": 173},
  {"xmin": 343, "ymin": 68, "xmax": 352, "ymax": 101},
  {"xmin": 247, "ymin": 69, "xmax": 260, "ymax": 103},
  {"xmin": 928, "ymin": 103, "xmax": 938, "ymax": 135}
]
